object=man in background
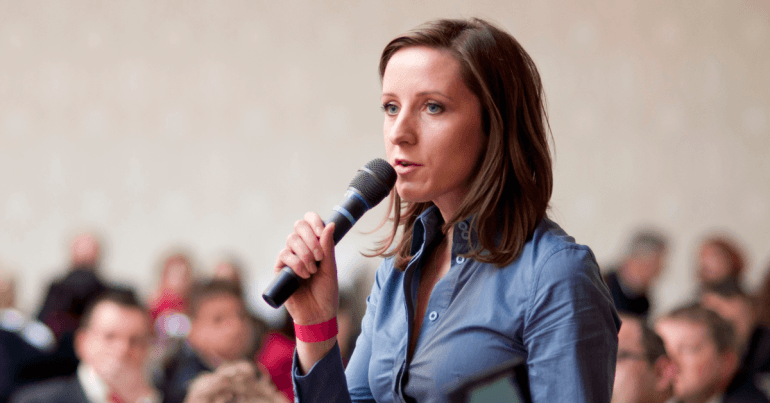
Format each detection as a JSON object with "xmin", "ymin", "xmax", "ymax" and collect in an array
[
  {"xmin": 1, "ymin": 269, "xmax": 57, "ymax": 401},
  {"xmin": 604, "ymin": 230, "xmax": 668, "ymax": 318},
  {"xmin": 37, "ymin": 233, "xmax": 109, "ymax": 334},
  {"xmin": 157, "ymin": 280, "xmax": 251, "ymax": 403},
  {"xmin": 701, "ymin": 282, "xmax": 770, "ymax": 399},
  {"xmin": 12, "ymin": 291, "xmax": 160, "ymax": 403},
  {"xmin": 611, "ymin": 313, "xmax": 675, "ymax": 403},
  {"xmin": 33, "ymin": 233, "xmax": 114, "ymax": 379},
  {"xmin": 656, "ymin": 303, "xmax": 769, "ymax": 403}
]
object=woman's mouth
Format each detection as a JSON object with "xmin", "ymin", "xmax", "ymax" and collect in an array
[{"xmin": 394, "ymin": 159, "xmax": 421, "ymax": 174}]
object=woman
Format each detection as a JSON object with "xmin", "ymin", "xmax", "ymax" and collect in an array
[
  {"xmin": 274, "ymin": 18, "xmax": 620, "ymax": 402},
  {"xmin": 695, "ymin": 234, "xmax": 746, "ymax": 290},
  {"xmin": 149, "ymin": 252, "xmax": 194, "ymax": 323}
]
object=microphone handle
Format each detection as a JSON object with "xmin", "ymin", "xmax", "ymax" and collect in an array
[{"xmin": 262, "ymin": 193, "xmax": 364, "ymax": 308}]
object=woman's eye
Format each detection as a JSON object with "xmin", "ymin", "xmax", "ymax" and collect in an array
[
  {"xmin": 426, "ymin": 102, "xmax": 443, "ymax": 114},
  {"xmin": 382, "ymin": 103, "xmax": 399, "ymax": 115}
]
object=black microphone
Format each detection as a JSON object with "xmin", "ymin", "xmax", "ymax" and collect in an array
[{"xmin": 262, "ymin": 158, "xmax": 397, "ymax": 308}]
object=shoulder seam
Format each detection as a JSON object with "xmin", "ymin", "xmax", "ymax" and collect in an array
[{"xmin": 524, "ymin": 244, "xmax": 590, "ymax": 328}]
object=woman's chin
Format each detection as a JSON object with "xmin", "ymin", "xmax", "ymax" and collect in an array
[{"xmin": 397, "ymin": 190, "xmax": 431, "ymax": 204}]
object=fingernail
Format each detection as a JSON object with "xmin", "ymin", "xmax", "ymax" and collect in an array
[
  {"xmin": 316, "ymin": 227, "xmax": 324, "ymax": 236},
  {"xmin": 314, "ymin": 249, "xmax": 323, "ymax": 261}
]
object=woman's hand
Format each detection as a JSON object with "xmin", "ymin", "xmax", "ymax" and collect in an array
[
  {"xmin": 275, "ymin": 212, "xmax": 340, "ymax": 373},
  {"xmin": 274, "ymin": 212, "xmax": 339, "ymax": 327}
]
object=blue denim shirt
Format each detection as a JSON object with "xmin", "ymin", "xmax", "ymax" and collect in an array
[{"xmin": 294, "ymin": 206, "xmax": 620, "ymax": 402}]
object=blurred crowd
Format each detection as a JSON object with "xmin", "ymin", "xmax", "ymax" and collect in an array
[
  {"xmin": 0, "ymin": 233, "xmax": 363, "ymax": 403},
  {"xmin": 607, "ymin": 230, "xmax": 770, "ymax": 403},
  {"xmin": 2, "ymin": 228, "xmax": 770, "ymax": 403}
]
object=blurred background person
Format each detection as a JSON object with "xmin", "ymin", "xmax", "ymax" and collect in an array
[
  {"xmin": 0, "ymin": 271, "xmax": 15, "ymax": 310},
  {"xmin": 211, "ymin": 257, "xmax": 245, "ymax": 297},
  {"xmin": 700, "ymin": 281, "xmax": 770, "ymax": 399},
  {"xmin": 11, "ymin": 290, "xmax": 160, "ymax": 403},
  {"xmin": 1, "ymin": 270, "xmax": 56, "ymax": 402},
  {"xmin": 149, "ymin": 252, "xmax": 194, "ymax": 325},
  {"xmin": 604, "ymin": 230, "xmax": 668, "ymax": 318},
  {"xmin": 211, "ymin": 255, "xmax": 268, "ymax": 359},
  {"xmin": 157, "ymin": 280, "xmax": 252, "ymax": 403},
  {"xmin": 753, "ymin": 260, "xmax": 770, "ymax": 330},
  {"xmin": 255, "ymin": 310, "xmax": 294, "ymax": 403},
  {"xmin": 695, "ymin": 234, "xmax": 746, "ymax": 291},
  {"xmin": 655, "ymin": 303, "xmax": 769, "ymax": 403},
  {"xmin": 182, "ymin": 361, "xmax": 288, "ymax": 403},
  {"xmin": 36, "ymin": 233, "xmax": 109, "ymax": 340},
  {"xmin": 611, "ymin": 313, "xmax": 675, "ymax": 403},
  {"xmin": 33, "ymin": 232, "xmax": 131, "ymax": 380}
]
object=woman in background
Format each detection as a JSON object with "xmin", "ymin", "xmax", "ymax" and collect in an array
[
  {"xmin": 275, "ymin": 18, "xmax": 619, "ymax": 402},
  {"xmin": 695, "ymin": 234, "xmax": 746, "ymax": 290}
]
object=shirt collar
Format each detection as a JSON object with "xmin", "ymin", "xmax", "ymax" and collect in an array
[
  {"xmin": 77, "ymin": 363, "xmax": 110, "ymax": 403},
  {"xmin": 410, "ymin": 206, "xmax": 443, "ymax": 255},
  {"xmin": 411, "ymin": 205, "xmax": 479, "ymax": 256}
]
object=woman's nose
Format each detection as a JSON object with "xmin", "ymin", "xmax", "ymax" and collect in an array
[{"xmin": 386, "ymin": 108, "xmax": 417, "ymax": 146}]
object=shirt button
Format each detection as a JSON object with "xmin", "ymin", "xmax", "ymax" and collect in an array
[
  {"xmin": 458, "ymin": 222, "xmax": 469, "ymax": 231},
  {"xmin": 456, "ymin": 256, "xmax": 466, "ymax": 264},
  {"xmin": 428, "ymin": 311, "xmax": 438, "ymax": 321}
]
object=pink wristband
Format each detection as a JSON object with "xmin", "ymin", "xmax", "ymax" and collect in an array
[{"xmin": 294, "ymin": 317, "xmax": 338, "ymax": 343}]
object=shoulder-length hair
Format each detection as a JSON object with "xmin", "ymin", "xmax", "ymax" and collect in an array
[{"xmin": 374, "ymin": 18, "xmax": 553, "ymax": 270}]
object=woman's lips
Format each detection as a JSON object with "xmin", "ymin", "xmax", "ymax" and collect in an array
[{"xmin": 393, "ymin": 159, "xmax": 421, "ymax": 175}]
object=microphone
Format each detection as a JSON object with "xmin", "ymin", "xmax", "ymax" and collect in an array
[{"xmin": 262, "ymin": 158, "xmax": 397, "ymax": 308}]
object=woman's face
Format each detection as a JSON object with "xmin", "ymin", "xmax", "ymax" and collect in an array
[
  {"xmin": 697, "ymin": 244, "xmax": 732, "ymax": 284},
  {"xmin": 381, "ymin": 46, "xmax": 485, "ymax": 217},
  {"xmin": 164, "ymin": 261, "xmax": 192, "ymax": 294}
]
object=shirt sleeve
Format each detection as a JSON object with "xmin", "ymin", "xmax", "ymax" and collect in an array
[
  {"xmin": 292, "ymin": 262, "xmax": 387, "ymax": 403},
  {"xmin": 523, "ymin": 246, "xmax": 620, "ymax": 403},
  {"xmin": 292, "ymin": 343, "xmax": 352, "ymax": 403}
]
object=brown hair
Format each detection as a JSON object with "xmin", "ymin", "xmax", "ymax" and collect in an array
[
  {"xmin": 619, "ymin": 313, "xmax": 668, "ymax": 365},
  {"xmin": 187, "ymin": 279, "xmax": 244, "ymax": 319},
  {"xmin": 374, "ymin": 18, "xmax": 553, "ymax": 269},
  {"xmin": 662, "ymin": 303, "xmax": 736, "ymax": 353},
  {"xmin": 80, "ymin": 289, "xmax": 148, "ymax": 331},
  {"xmin": 699, "ymin": 234, "xmax": 746, "ymax": 279}
]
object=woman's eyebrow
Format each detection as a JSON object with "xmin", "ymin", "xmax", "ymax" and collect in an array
[{"xmin": 380, "ymin": 91, "xmax": 453, "ymax": 101}]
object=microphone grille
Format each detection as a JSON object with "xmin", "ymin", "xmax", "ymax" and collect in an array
[{"xmin": 350, "ymin": 158, "xmax": 397, "ymax": 207}]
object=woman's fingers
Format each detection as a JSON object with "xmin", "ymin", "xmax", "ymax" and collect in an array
[
  {"xmin": 294, "ymin": 219, "xmax": 323, "ymax": 264},
  {"xmin": 304, "ymin": 211, "xmax": 325, "ymax": 238},
  {"xmin": 273, "ymin": 213, "xmax": 327, "ymax": 279},
  {"xmin": 287, "ymin": 233, "xmax": 317, "ymax": 275},
  {"xmin": 276, "ymin": 248, "xmax": 310, "ymax": 279}
]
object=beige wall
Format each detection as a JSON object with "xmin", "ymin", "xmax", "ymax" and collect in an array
[{"xmin": 1, "ymin": 0, "xmax": 768, "ymax": 318}]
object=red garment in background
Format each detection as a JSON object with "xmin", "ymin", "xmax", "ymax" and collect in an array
[
  {"xmin": 148, "ymin": 290, "xmax": 187, "ymax": 322},
  {"xmin": 257, "ymin": 331, "xmax": 296, "ymax": 402}
]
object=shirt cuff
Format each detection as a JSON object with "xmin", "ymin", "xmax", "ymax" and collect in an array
[{"xmin": 292, "ymin": 342, "xmax": 350, "ymax": 402}]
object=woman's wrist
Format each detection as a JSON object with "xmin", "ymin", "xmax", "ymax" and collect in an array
[{"xmin": 294, "ymin": 317, "xmax": 338, "ymax": 343}]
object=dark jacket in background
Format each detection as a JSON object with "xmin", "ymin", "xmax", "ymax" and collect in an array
[
  {"xmin": 603, "ymin": 270, "xmax": 650, "ymax": 318},
  {"xmin": 156, "ymin": 341, "xmax": 213, "ymax": 403},
  {"xmin": 9, "ymin": 376, "xmax": 88, "ymax": 403}
]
